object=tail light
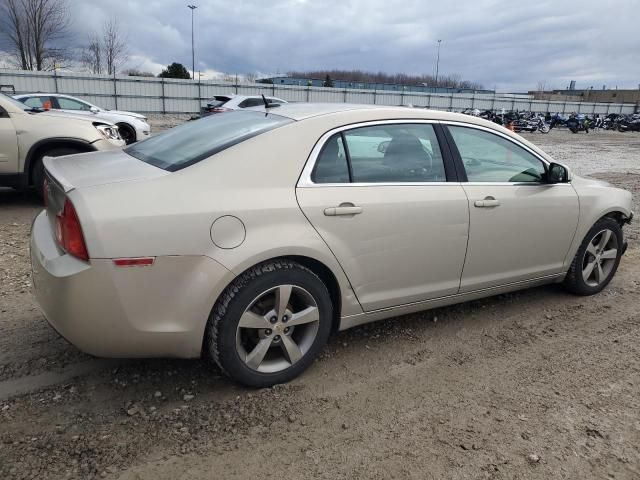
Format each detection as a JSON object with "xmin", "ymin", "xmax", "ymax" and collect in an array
[
  {"xmin": 207, "ymin": 107, "xmax": 231, "ymax": 113},
  {"xmin": 55, "ymin": 198, "xmax": 89, "ymax": 261}
]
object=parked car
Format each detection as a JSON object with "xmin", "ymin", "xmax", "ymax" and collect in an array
[
  {"xmin": 31, "ymin": 104, "xmax": 633, "ymax": 387},
  {"xmin": 0, "ymin": 92, "xmax": 124, "ymax": 194},
  {"xmin": 201, "ymin": 94, "xmax": 287, "ymax": 115},
  {"xmin": 14, "ymin": 93, "xmax": 150, "ymax": 145}
]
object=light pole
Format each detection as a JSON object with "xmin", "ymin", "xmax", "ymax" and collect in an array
[
  {"xmin": 187, "ymin": 5, "xmax": 197, "ymax": 80},
  {"xmin": 435, "ymin": 39, "xmax": 442, "ymax": 87}
]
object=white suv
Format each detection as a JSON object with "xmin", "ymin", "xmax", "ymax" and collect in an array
[
  {"xmin": 0, "ymin": 92, "xmax": 124, "ymax": 194},
  {"xmin": 14, "ymin": 93, "xmax": 151, "ymax": 145}
]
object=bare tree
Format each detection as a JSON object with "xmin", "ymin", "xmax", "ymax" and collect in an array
[
  {"xmin": 80, "ymin": 33, "xmax": 102, "ymax": 74},
  {"xmin": 0, "ymin": 0, "xmax": 70, "ymax": 70},
  {"xmin": 536, "ymin": 80, "xmax": 547, "ymax": 92},
  {"xmin": 286, "ymin": 69, "xmax": 484, "ymax": 90},
  {"xmin": 102, "ymin": 17, "xmax": 127, "ymax": 75}
]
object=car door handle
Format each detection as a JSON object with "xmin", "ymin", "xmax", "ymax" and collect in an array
[
  {"xmin": 324, "ymin": 204, "xmax": 363, "ymax": 216},
  {"xmin": 474, "ymin": 197, "xmax": 500, "ymax": 208}
]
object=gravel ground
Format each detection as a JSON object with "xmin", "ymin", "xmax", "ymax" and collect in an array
[{"xmin": 0, "ymin": 127, "xmax": 639, "ymax": 479}]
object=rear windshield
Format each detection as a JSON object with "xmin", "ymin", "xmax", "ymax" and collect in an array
[{"xmin": 125, "ymin": 111, "xmax": 292, "ymax": 171}]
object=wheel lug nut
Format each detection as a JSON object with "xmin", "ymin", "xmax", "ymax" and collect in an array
[
  {"xmin": 274, "ymin": 335, "xmax": 281, "ymax": 341},
  {"xmin": 284, "ymin": 327, "xmax": 290, "ymax": 334},
  {"xmin": 282, "ymin": 315, "xmax": 288, "ymax": 322},
  {"xmin": 265, "ymin": 329, "xmax": 272, "ymax": 335},
  {"xmin": 270, "ymin": 316, "xmax": 277, "ymax": 324}
]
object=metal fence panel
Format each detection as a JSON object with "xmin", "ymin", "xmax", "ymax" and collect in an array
[{"xmin": 1, "ymin": 69, "xmax": 636, "ymax": 115}]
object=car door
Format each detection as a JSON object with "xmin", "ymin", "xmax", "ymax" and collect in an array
[
  {"xmin": 296, "ymin": 121, "xmax": 469, "ymax": 312},
  {"xmin": 444, "ymin": 123, "xmax": 579, "ymax": 292},
  {"xmin": 0, "ymin": 105, "xmax": 19, "ymax": 174}
]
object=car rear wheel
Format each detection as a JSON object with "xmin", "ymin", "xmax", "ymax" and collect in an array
[
  {"xmin": 32, "ymin": 147, "xmax": 83, "ymax": 198},
  {"xmin": 563, "ymin": 217, "xmax": 623, "ymax": 295},
  {"xmin": 206, "ymin": 260, "xmax": 333, "ymax": 387}
]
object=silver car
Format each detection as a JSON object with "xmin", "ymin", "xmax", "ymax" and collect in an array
[
  {"xmin": 14, "ymin": 93, "xmax": 150, "ymax": 145},
  {"xmin": 30, "ymin": 104, "xmax": 633, "ymax": 387}
]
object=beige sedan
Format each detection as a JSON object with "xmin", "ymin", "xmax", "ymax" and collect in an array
[{"xmin": 31, "ymin": 104, "xmax": 633, "ymax": 387}]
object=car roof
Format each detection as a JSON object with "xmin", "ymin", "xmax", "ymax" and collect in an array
[
  {"xmin": 245, "ymin": 102, "xmax": 486, "ymax": 123},
  {"xmin": 15, "ymin": 93, "xmax": 80, "ymax": 99},
  {"xmin": 244, "ymin": 103, "xmax": 555, "ymax": 163}
]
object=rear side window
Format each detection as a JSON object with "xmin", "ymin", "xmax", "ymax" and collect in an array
[
  {"xmin": 344, "ymin": 124, "xmax": 447, "ymax": 183},
  {"xmin": 125, "ymin": 111, "xmax": 292, "ymax": 171},
  {"xmin": 238, "ymin": 98, "xmax": 264, "ymax": 108},
  {"xmin": 311, "ymin": 133, "xmax": 350, "ymax": 183}
]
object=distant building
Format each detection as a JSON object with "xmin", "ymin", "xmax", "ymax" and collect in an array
[
  {"xmin": 530, "ymin": 88, "xmax": 640, "ymax": 105},
  {"xmin": 259, "ymin": 76, "xmax": 494, "ymax": 95}
]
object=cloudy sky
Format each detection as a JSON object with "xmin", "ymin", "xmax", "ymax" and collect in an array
[{"xmin": 32, "ymin": 0, "xmax": 640, "ymax": 91}]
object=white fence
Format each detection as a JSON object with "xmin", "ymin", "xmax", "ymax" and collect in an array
[{"xmin": 1, "ymin": 69, "xmax": 637, "ymax": 115}]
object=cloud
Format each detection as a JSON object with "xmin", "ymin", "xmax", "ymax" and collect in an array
[{"xmin": 60, "ymin": 0, "xmax": 640, "ymax": 91}]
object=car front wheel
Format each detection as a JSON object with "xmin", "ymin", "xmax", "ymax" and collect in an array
[
  {"xmin": 116, "ymin": 123, "xmax": 136, "ymax": 145},
  {"xmin": 206, "ymin": 260, "xmax": 333, "ymax": 387},
  {"xmin": 564, "ymin": 217, "xmax": 623, "ymax": 295}
]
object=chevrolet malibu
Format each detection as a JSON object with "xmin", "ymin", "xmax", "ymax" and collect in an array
[{"xmin": 31, "ymin": 104, "xmax": 633, "ymax": 387}]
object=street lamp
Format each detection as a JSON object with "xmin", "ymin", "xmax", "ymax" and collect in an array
[
  {"xmin": 435, "ymin": 39, "xmax": 442, "ymax": 87},
  {"xmin": 187, "ymin": 5, "xmax": 197, "ymax": 80}
]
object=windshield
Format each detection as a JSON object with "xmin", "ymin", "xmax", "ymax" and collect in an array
[
  {"xmin": 0, "ymin": 92, "xmax": 31, "ymax": 111},
  {"xmin": 125, "ymin": 110, "xmax": 292, "ymax": 171}
]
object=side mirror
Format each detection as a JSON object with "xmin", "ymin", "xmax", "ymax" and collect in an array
[
  {"xmin": 90, "ymin": 106, "xmax": 100, "ymax": 114},
  {"xmin": 548, "ymin": 163, "xmax": 569, "ymax": 183},
  {"xmin": 377, "ymin": 140, "xmax": 390, "ymax": 154}
]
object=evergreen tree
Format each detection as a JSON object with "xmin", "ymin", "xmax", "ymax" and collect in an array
[{"xmin": 158, "ymin": 62, "xmax": 191, "ymax": 79}]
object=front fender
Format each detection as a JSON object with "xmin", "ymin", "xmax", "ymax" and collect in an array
[{"xmin": 563, "ymin": 177, "xmax": 633, "ymax": 268}]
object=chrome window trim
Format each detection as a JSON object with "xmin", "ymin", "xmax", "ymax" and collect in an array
[
  {"xmin": 297, "ymin": 119, "xmax": 442, "ymax": 188},
  {"xmin": 297, "ymin": 119, "xmax": 570, "ymax": 188}
]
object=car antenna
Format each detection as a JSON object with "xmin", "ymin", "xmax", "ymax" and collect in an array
[{"xmin": 261, "ymin": 94, "xmax": 280, "ymax": 109}]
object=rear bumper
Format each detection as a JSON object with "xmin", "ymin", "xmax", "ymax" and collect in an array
[{"xmin": 30, "ymin": 211, "xmax": 234, "ymax": 358}]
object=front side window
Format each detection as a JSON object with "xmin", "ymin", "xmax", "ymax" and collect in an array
[
  {"xmin": 56, "ymin": 97, "xmax": 91, "ymax": 111},
  {"xmin": 343, "ymin": 124, "xmax": 447, "ymax": 183},
  {"xmin": 238, "ymin": 98, "xmax": 264, "ymax": 108},
  {"xmin": 126, "ymin": 110, "xmax": 292, "ymax": 171},
  {"xmin": 448, "ymin": 126, "xmax": 546, "ymax": 183}
]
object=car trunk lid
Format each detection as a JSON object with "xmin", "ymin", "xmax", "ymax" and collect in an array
[{"xmin": 43, "ymin": 149, "xmax": 169, "ymax": 192}]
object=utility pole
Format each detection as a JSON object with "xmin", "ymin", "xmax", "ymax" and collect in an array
[
  {"xmin": 435, "ymin": 39, "xmax": 442, "ymax": 87},
  {"xmin": 188, "ymin": 5, "xmax": 197, "ymax": 80}
]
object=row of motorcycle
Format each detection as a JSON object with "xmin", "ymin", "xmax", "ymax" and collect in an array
[{"xmin": 460, "ymin": 109, "xmax": 640, "ymax": 134}]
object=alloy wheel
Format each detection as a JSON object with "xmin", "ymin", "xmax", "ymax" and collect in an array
[
  {"xmin": 235, "ymin": 285, "xmax": 320, "ymax": 373},
  {"xmin": 581, "ymin": 229, "xmax": 618, "ymax": 287}
]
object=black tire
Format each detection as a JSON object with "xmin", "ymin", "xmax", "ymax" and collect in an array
[
  {"xmin": 116, "ymin": 123, "xmax": 136, "ymax": 145},
  {"xmin": 205, "ymin": 260, "xmax": 333, "ymax": 387},
  {"xmin": 563, "ymin": 217, "xmax": 623, "ymax": 296},
  {"xmin": 32, "ymin": 147, "xmax": 82, "ymax": 198}
]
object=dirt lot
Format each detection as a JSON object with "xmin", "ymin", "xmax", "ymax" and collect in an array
[{"xmin": 1, "ymin": 128, "xmax": 639, "ymax": 479}]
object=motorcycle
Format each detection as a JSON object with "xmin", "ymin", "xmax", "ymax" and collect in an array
[
  {"xmin": 618, "ymin": 117, "xmax": 640, "ymax": 132},
  {"xmin": 566, "ymin": 115, "xmax": 593, "ymax": 133}
]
